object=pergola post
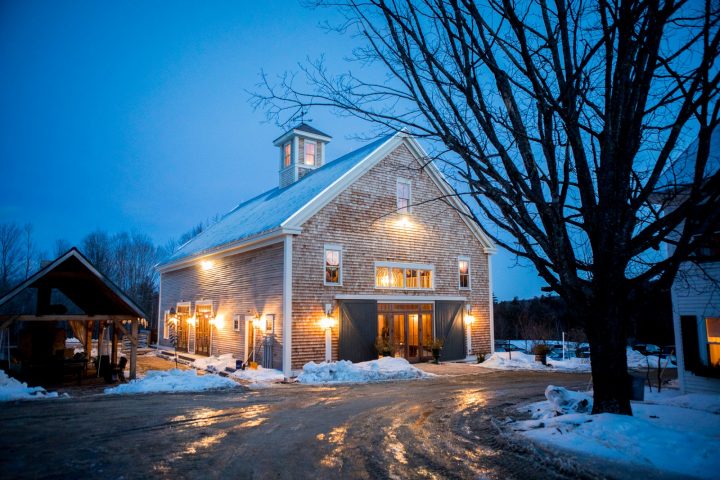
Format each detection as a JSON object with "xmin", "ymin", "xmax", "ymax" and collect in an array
[
  {"xmin": 111, "ymin": 322, "xmax": 118, "ymax": 365},
  {"xmin": 130, "ymin": 318, "xmax": 138, "ymax": 380},
  {"xmin": 85, "ymin": 320, "xmax": 93, "ymax": 371}
]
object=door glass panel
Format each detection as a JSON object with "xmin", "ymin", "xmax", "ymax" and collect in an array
[
  {"xmin": 393, "ymin": 314, "xmax": 405, "ymax": 357},
  {"xmin": 408, "ymin": 314, "xmax": 419, "ymax": 359},
  {"xmin": 422, "ymin": 313, "xmax": 433, "ymax": 357}
]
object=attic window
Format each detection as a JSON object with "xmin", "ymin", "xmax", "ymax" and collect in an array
[
  {"xmin": 324, "ymin": 245, "xmax": 342, "ymax": 285},
  {"xmin": 304, "ymin": 141, "xmax": 316, "ymax": 166},
  {"xmin": 284, "ymin": 143, "xmax": 291, "ymax": 167},
  {"xmin": 397, "ymin": 178, "xmax": 411, "ymax": 213}
]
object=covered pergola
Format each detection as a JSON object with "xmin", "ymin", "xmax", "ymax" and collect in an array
[{"xmin": 0, "ymin": 247, "xmax": 147, "ymax": 381}]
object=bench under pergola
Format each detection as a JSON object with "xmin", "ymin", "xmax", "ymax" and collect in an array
[{"xmin": 0, "ymin": 247, "xmax": 147, "ymax": 380}]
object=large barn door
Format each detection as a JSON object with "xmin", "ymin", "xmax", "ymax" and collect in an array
[
  {"xmin": 435, "ymin": 301, "xmax": 465, "ymax": 361},
  {"xmin": 339, "ymin": 300, "xmax": 378, "ymax": 363}
]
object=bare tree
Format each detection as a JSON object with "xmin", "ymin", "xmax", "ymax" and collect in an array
[
  {"xmin": 255, "ymin": 0, "xmax": 720, "ymax": 414},
  {"xmin": 0, "ymin": 223, "xmax": 22, "ymax": 293},
  {"xmin": 82, "ymin": 230, "xmax": 114, "ymax": 276}
]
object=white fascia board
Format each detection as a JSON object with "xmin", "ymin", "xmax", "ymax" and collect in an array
[
  {"xmin": 402, "ymin": 135, "xmax": 497, "ymax": 254},
  {"xmin": 281, "ymin": 133, "xmax": 403, "ymax": 230},
  {"xmin": 157, "ymin": 229, "xmax": 290, "ymax": 274},
  {"xmin": 273, "ymin": 130, "xmax": 332, "ymax": 146}
]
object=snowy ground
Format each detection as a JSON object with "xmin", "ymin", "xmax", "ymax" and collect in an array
[
  {"xmin": 192, "ymin": 353, "xmax": 237, "ymax": 372},
  {"xmin": 510, "ymin": 385, "xmax": 720, "ymax": 479},
  {"xmin": 480, "ymin": 347, "xmax": 673, "ymax": 372},
  {"xmin": 104, "ymin": 369, "xmax": 239, "ymax": 395},
  {"xmin": 0, "ymin": 370, "xmax": 60, "ymax": 402},
  {"xmin": 297, "ymin": 357, "xmax": 431, "ymax": 384},
  {"xmin": 231, "ymin": 367, "xmax": 285, "ymax": 388}
]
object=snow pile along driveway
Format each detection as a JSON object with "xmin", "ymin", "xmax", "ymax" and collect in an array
[
  {"xmin": 481, "ymin": 352, "xmax": 591, "ymax": 372},
  {"xmin": 298, "ymin": 357, "xmax": 431, "ymax": 384},
  {"xmin": 105, "ymin": 369, "xmax": 238, "ymax": 395},
  {"xmin": 0, "ymin": 370, "xmax": 59, "ymax": 402},
  {"xmin": 512, "ymin": 386, "xmax": 720, "ymax": 479},
  {"xmin": 231, "ymin": 367, "xmax": 285, "ymax": 387},
  {"xmin": 192, "ymin": 353, "xmax": 236, "ymax": 372}
]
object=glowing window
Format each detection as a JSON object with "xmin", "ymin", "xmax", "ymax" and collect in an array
[
  {"xmin": 284, "ymin": 143, "xmax": 291, "ymax": 167},
  {"xmin": 324, "ymin": 246, "xmax": 342, "ymax": 285},
  {"xmin": 375, "ymin": 262, "xmax": 433, "ymax": 290},
  {"xmin": 459, "ymin": 257, "xmax": 470, "ymax": 289},
  {"xmin": 304, "ymin": 141, "xmax": 316, "ymax": 166}
]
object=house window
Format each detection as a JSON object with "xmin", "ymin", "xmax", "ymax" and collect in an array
[
  {"xmin": 162, "ymin": 310, "xmax": 170, "ymax": 340},
  {"xmin": 396, "ymin": 179, "xmax": 411, "ymax": 213},
  {"xmin": 375, "ymin": 262, "xmax": 433, "ymax": 290},
  {"xmin": 304, "ymin": 141, "xmax": 316, "ymax": 166},
  {"xmin": 324, "ymin": 245, "xmax": 342, "ymax": 285},
  {"xmin": 458, "ymin": 257, "xmax": 470, "ymax": 289},
  {"xmin": 284, "ymin": 143, "xmax": 292, "ymax": 167},
  {"xmin": 233, "ymin": 314, "xmax": 241, "ymax": 332},
  {"xmin": 706, "ymin": 317, "xmax": 720, "ymax": 368}
]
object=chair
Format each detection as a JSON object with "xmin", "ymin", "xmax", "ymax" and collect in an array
[{"xmin": 112, "ymin": 357, "xmax": 128, "ymax": 383}]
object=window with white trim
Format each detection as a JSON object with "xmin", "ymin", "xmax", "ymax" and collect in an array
[
  {"xmin": 324, "ymin": 245, "xmax": 342, "ymax": 285},
  {"xmin": 304, "ymin": 140, "xmax": 316, "ymax": 166},
  {"xmin": 162, "ymin": 310, "xmax": 170, "ymax": 340},
  {"xmin": 233, "ymin": 314, "xmax": 241, "ymax": 332},
  {"xmin": 458, "ymin": 256, "xmax": 471, "ymax": 289},
  {"xmin": 375, "ymin": 262, "xmax": 433, "ymax": 290},
  {"xmin": 396, "ymin": 178, "xmax": 411, "ymax": 213},
  {"xmin": 283, "ymin": 143, "xmax": 292, "ymax": 167}
]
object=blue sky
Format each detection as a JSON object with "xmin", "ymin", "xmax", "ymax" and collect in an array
[{"xmin": 0, "ymin": 0, "xmax": 546, "ymax": 299}]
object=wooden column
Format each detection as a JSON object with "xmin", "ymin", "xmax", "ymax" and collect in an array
[
  {"xmin": 129, "ymin": 318, "xmax": 138, "ymax": 380},
  {"xmin": 85, "ymin": 320, "xmax": 93, "ymax": 371},
  {"xmin": 111, "ymin": 322, "xmax": 118, "ymax": 365},
  {"xmin": 97, "ymin": 321, "xmax": 106, "ymax": 377}
]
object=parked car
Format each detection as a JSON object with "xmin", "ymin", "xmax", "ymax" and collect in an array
[
  {"xmin": 575, "ymin": 346, "xmax": 591, "ymax": 358},
  {"xmin": 632, "ymin": 343, "xmax": 660, "ymax": 356}
]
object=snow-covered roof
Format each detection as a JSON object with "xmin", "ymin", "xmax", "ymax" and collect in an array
[{"xmin": 161, "ymin": 134, "xmax": 394, "ymax": 266}]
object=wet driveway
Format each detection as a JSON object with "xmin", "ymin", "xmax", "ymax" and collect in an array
[{"xmin": 0, "ymin": 366, "xmax": 594, "ymax": 479}]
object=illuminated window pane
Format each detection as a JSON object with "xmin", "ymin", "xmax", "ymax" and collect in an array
[
  {"xmin": 406, "ymin": 269, "xmax": 418, "ymax": 288},
  {"xmin": 376, "ymin": 266, "xmax": 390, "ymax": 287},
  {"xmin": 391, "ymin": 267, "xmax": 404, "ymax": 288},
  {"xmin": 305, "ymin": 142, "xmax": 316, "ymax": 165},
  {"xmin": 419, "ymin": 269, "xmax": 432, "ymax": 289},
  {"xmin": 325, "ymin": 248, "xmax": 341, "ymax": 284},
  {"xmin": 284, "ymin": 143, "xmax": 291, "ymax": 167},
  {"xmin": 459, "ymin": 259, "xmax": 470, "ymax": 288}
]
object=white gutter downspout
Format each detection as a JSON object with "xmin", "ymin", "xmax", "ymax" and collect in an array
[
  {"xmin": 283, "ymin": 235, "xmax": 293, "ymax": 379},
  {"xmin": 156, "ymin": 274, "xmax": 162, "ymax": 351}
]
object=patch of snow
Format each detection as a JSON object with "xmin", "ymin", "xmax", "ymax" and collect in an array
[
  {"xmin": 231, "ymin": 367, "xmax": 285, "ymax": 388},
  {"xmin": 192, "ymin": 353, "xmax": 236, "ymax": 373},
  {"xmin": 512, "ymin": 386, "xmax": 720, "ymax": 479},
  {"xmin": 0, "ymin": 370, "xmax": 59, "ymax": 402},
  {"xmin": 297, "ymin": 357, "xmax": 431, "ymax": 384},
  {"xmin": 104, "ymin": 369, "xmax": 238, "ymax": 395},
  {"xmin": 480, "ymin": 352, "xmax": 591, "ymax": 372}
]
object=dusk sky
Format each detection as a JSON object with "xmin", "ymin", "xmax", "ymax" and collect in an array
[{"xmin": 0, "ymin": 0, "xmax": 547, "ymax": 300}]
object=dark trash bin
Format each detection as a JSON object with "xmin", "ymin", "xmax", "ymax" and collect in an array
[{"xmin": 629, "ymin": 375, "xmax": 645, "ymax": 401}]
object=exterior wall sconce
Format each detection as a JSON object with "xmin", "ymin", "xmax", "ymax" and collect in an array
[
  {"xmin": 209, "ymin": 313, "xmax": 224, "ymax": 329},
  {"xmin": 320, "ymin": 303, "xmax": 336, "ymax": 362},
  {"xmin": 396, "ymin": 215, "xmax": 411, "ymax": 228},
  {"xmin": 201, "ymin": 260, "xmax": 214, "ymax": 271}
]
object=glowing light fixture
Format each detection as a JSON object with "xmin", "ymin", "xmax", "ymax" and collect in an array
[
  {"xmin": 396, "ymin": 215, "xmax": 411, "ymax": 228},
  {"xmin": 201, "ymin": 260, "xmax": 214, "ymax": 271},
  {"xmin": 187, "ymin": 316, "xmax": 197, "ymax": 326},
  {"xmin": 319, "ymin": 316, "xmax": 336, "ymax": 330},
  {"xmin": 465, "ymin": 303, "xmax": 474, "ymax": 324},
  {"xmin": 210, "ymin": 313, "xmax": 224, "ymax": 329}
]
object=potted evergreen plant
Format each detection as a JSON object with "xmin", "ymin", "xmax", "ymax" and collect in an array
[
  {"xmin": 375, "ymin": 327, "xmax": 394, "ymax": 358},
  {"xmin": 426, "ymin": 338, "xmax": 444, "ymax": 364}
]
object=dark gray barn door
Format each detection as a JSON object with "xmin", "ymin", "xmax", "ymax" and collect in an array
[
  {"xmin": 339, "ymin": 300, "xmax": 378, "ymax": 363},
  {"xmin": 435, "ymin": 301, "xmax": 465, "ymax": 361}
]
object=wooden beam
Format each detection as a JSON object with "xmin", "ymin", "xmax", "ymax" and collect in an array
[
  {"xmin": 129, "ymin": 318, "xmax": 138, "ymax": 380},
  {"xmin": 111, "ymin": 322, "xmax": 118, "ymax": 365},
  {"xmin": 113, "ymin": 320, "xmax": 137, "ymax": 346}
]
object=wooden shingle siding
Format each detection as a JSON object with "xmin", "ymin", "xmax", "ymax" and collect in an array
[
  {"xmin": 291, "ymin": 143, "xmax": 491, "ymax": 368},
  {"xmin": 159, "ymin": 243, "xmax": 284, "ymax": 369}
]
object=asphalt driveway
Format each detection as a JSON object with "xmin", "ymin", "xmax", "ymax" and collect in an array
[{"xmin": 0, "ymin": 366, "xmax": 596, "ymax": 479}]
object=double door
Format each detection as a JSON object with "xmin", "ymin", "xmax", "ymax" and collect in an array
[{"xmin": 378, "ymin": 303, "xmax": 433, "ymax": 363}]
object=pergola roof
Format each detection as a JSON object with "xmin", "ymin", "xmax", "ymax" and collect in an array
[{"xmin": 0, "ymin": 247, "xmax": 147, "ymax": 322}]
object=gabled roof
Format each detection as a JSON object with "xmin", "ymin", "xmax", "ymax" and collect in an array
[
  {"xmin": 0, "ymin": 248, "xmax": 147, "ymax": 319},
  {"xmin": 294, "ymin": 123, "xmax": 331, "ymax": 138},
  {"xmin": 159, "ymin": 132, "xmax": 496, "ymax": 271},
  {"xmin": 272, "ymin": 122, "xmax": 332, "ymax": 145}
]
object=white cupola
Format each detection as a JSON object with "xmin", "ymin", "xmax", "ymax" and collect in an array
[{"xmin": 273, "ymin": 123, "xmax": 332, "ymax": 188}]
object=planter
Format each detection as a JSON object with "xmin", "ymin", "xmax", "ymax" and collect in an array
[
  {"xmin": 432, "ymin": 348, "xmax": 441, "ymax": 364},
  {"xmin": 534, "ymin": 353, "xmax": 547, "ymax": 365}
]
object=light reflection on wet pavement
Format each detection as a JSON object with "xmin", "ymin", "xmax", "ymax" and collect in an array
[{"xmin": 0, "ymin": 366, "xmax": 598, "ymax": 479}]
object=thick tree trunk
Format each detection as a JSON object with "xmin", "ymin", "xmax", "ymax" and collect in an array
[{"xmin": 584, "ymin": 298, "xmax": 633, "ymax": 415}]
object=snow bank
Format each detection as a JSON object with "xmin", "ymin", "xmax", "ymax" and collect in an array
[
  {"xmin": 104, "ymin": 369, "xmax": 238, "ymax": 395},
  {"xmin": 231, "ymin": 367, "xmax": 285, "ymax": 387},
  {"xmin": 0, "ymin": 370, "xmax": 59, "ymax": 402},
  {"xmin": 192, "ymin": 353, "xmax": 236, "ymax": 373},
  {"xmin": 512, "ymin": 386, "xmax": 720, "ymax": 479},
  {"xmin": 298, "ymin": 357, "xmax": 430, "ymax": 384},
  {"xmin": 481, "ymin": 352, "xmax": 591, "ymax": 372}
]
